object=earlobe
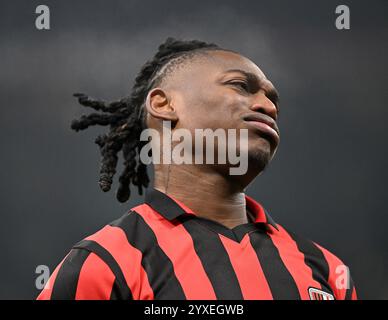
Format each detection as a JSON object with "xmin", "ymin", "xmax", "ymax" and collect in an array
[{"xmin": 145, "ymin": 88, "xmax": 178, "ymax": 123}]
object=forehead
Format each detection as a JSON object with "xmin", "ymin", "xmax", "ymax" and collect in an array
[
  {"xmin": 205, "ymin": 50, "xmax": 267, "ymax": 79},
  {"xmin": 161, "ymin": 49, "xmax": 269, "ymax": 88}
]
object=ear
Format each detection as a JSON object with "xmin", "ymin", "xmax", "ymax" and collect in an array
[{"xmin": 145, "ymin": 88, "xmax": 178, "ymax": 123}]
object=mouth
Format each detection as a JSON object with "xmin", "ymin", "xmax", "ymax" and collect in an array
[{"xmin": 242, "ymin": 114, "xmax": 280, "ymax": 145}]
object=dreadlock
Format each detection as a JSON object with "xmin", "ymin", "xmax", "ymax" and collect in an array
[{"xmin": 71, "ymin": 37, "xmax": 222, "ymax": 203}]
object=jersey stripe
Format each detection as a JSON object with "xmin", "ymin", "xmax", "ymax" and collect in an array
[
  {"xmin": 36, "ymin": 254, "xmax": 69, "ymax": 300},
  {"xmin": 269, "ymin": 225, "xmax": 323, "ymax": 299},
  {"xmin": 82, "ymin": 226, "xmax": 151, "ymax": 299},
  {"xmin": 110, "ymin": 210, "xmax": 186, "ymax": 299},
  {"xmin": 351, "ymin": 287, "xmax": 357, "ymax": 300},
  {"xmin": 109, "ymin": 279, "xmax": 122, "ymax": 300},
  {"xmin": 135, "ymin": 206, "xmax": 217, "ymax": 299},
  {"xmin": 75, "ymin": 252, "xmax": 115, "ymax": 300},
  {"xmin": 73, "ymin": 239, "xmax": 133, "ymax": 299},
  {"xmin": 181, "ymin": 217, "xmax": 244, "ymax": 299},
  {"xmin": 344, "ymin": 280, "xmax": 355, "ymax": 300},
  {"xmin": 249, "ymin": 230, "xmax": 301, "ymax": 299},
  {"xmin": 315, "ymin": 243, "xmax": 357, "ymax": 300},
  {"xmin": 287, "ymin": 232, "xmax": 334, "ymax": 296},
  {"xmin": 219, "ymin": 233, "xmax": 273, "ymax": 299},
  {"xmin": 50, "ymin": 248, "xmax": 90, "ymax": 300}
]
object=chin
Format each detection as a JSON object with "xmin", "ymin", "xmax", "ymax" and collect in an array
[
  {"xmin": 247, "ymin": 148, "xmax": 271, "ymax": 172},
  {"xmin": 246, "ymin": 138, "xmax": 274, "ymax": 173}
]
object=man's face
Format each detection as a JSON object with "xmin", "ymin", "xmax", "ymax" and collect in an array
[{"xmin": 161, "ymin": 50, "xmax": 280, "ymax": 177}]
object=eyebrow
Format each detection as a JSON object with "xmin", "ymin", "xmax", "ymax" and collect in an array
[{"xmin": 224, "ymin": 69, "xmax": 280, "ymax": 111}]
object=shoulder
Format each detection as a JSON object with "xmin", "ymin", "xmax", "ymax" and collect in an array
[
  {"xmin": 273, "ymin": 223, "xmax": 357, "ymax": 300},
  {"xmin": 37, "ymin": 206, "xmax": 153, "ymax": 300},
  {"xmin": 36, "ymin": 244, "xmax": 131, "ymax": 300}
]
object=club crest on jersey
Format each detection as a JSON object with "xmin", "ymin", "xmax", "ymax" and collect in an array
[{"xmin": 308, "ymin": 287, "xmax": 335, "ymax": 300}]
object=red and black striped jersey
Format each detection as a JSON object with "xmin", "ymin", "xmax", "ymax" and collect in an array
[{"xmin": 37, "ymin": 188, "xmax": 357, "ymax": 300}]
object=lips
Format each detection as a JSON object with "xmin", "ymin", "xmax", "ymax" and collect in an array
[{"xmin": 242, "ymin": 113, "xmax": 280, "ymax": 144}]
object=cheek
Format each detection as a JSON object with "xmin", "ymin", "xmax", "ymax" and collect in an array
[{"xmin": 178, "ymin": 88, "xmax": 243, "ymax": 130}]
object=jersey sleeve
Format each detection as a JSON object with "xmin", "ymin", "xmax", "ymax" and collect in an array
[
  {"xmin": 36, "ymin": 248, "xmax": 114, "ymax": 300},
  {"xmin": 315, "ymin": 243, "xmax": 357, "ymax": 300},
  {"xmin": 36, "ymin": 241, "xmax": 133, "ymax": 300}
]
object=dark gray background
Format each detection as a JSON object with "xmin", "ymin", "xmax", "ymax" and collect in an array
[{"xmin": 0, "ymin": 0, "xmax": 386, "ymax": 299}]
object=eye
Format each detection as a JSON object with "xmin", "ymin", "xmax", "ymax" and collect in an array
[{"xmin": 228, "ymin": 80, "xmax": 249, "ymax": 92}]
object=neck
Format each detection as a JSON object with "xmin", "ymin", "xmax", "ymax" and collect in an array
[{"xmin": 153, "ymin": 164, "xmax": 252, "ymax": 228}]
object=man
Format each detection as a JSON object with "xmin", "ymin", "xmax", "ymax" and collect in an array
[{"xmin": 37, "ymin": 37, "xmax": 357, "ymax": 300}]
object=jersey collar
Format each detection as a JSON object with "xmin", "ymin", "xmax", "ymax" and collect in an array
[{"xmin": 144, "ymin": 187, "xmax": 278, "ymax": 231}]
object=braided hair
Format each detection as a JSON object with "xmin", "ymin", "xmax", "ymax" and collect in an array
[{"xmin": 71, "ymin": 37, "xmax": 222, "ymax": 203}]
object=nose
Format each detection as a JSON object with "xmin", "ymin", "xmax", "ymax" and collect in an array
[{"xmin": 249, "ymin": 90, "xmax": 278, "ymax": 121}]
